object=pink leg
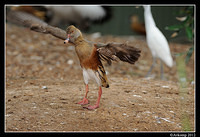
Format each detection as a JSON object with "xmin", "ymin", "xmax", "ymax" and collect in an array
[
  {"xmin": 77, "ymin": 84, "xmax": 89, "ymax": 105},
  {"xmin": 84, "ymin": 86, "xmax": 102, "ymax": 110}
]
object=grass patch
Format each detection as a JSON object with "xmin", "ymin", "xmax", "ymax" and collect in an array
[{"xmin": 176, "ymin": 55, "xmax": 192, "ymax": 131}]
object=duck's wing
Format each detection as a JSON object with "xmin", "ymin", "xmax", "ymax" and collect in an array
[
  {"xmin": 7, "ymin": 10, "xmax": 66, "ymax": 40},
  {"xmin": 95, "ymin": 42, "xmax": 141, "ymax": 65}
]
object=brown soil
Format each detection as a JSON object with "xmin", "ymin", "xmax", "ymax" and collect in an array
[{"xmin": 5, "ymin": 23, "xmax": 195, "ymax": 132}]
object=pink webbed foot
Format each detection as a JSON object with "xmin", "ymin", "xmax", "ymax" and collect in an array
[
  {"xmin": 83, "ymin": 104, "xmax": 99, "ymax": 110},
  {"xmin": 77, "ymin": 98, "xmax": 89, "ymax": 105},
  {"xmin": 83, "ymin": 86, "xmax": 102, "ymax": 110}
]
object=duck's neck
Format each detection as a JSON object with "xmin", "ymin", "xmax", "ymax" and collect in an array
[
  {"xmin": 73, "ymin": 36, "xmax": 85, "ymax": 46},
  {"xmin": 74, "ymin": 36, "xmax": 94, "ymax": 63}
]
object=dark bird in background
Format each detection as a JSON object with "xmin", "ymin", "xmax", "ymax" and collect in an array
[
  {"xmin": 130, "ymin": 14, "xmax": 146, "ymax": 35},
  {"xmin": 7, "ymin": 10, "xmax": 141, "ymax": 110},
  {"xmin": 10, "ymin": 6, "xmax": 48, "ymax": 21},
  {"xmin": 9, "ymin": 5, "xmax": 112, "ymax": 31}
]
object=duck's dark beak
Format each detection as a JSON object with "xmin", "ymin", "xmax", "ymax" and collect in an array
[{"xmin": 64, "ymin": 34, "xmax": 70, "ymax": 44}]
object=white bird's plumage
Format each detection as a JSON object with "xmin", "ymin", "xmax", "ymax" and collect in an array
[
  {"xmin": 44, "ymin": 6, "xmax": 106, "ymax": 26},
  {"xmin": 143, "ymin": 5, "xmax": 173, "ymax": 68},
  {"xmin": 73, "ymin": 6, "xmax": 106, "ymax": 20}
]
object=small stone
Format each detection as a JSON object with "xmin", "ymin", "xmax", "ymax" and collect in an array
[
  {"xmin": 67, "ymin": 59, "xmax": 74, "ymax": 65},
  {"xmin": 42, "ymin": 86, "xmax": 48, "ymax": 89},
  {"xmin": 91, "ymin": 32, "xmax": 101, "ymax": 39},
  {"xmin": 142, "ymin": 90, "xmax": 147, "ymax": 94},
  {"xmin": 162, "ymin": 85, "xmax": 169, "ymax": 89},
  {"xmin": 133, "ymin": 95, "xmax": 142, "ymax": 98}
]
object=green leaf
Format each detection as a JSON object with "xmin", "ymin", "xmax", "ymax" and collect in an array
[
  {"xmin": 174, "ymin": 52, "xmax": 186, "ymax": 57},
  {"xmin": 185, "ymin": 26, "xmax": 193, "ymax": 41},
  {"xmin": 165, "ymin": 24, "xmax": 184, "ymax": 31},
  {"xmin": 185, "ymin": 46, "xmax": 194, "ymax": 64}
]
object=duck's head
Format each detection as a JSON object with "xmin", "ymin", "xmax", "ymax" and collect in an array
[{"xmin": 64, "ymin": 25, "xmax": 82, "ymax": 44}]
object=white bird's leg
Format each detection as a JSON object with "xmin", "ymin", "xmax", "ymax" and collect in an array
[
  {"xmin": 160, "ymin": 60, "xmax": 165, "ymax": 80},
  {"xmin": 146, "ymin": 56, "xmax": 156, "ymax": 77}
]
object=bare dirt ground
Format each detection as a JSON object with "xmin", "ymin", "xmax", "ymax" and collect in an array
[{"xmin": 5, "ymin": 23, "xmax": 195, "ymax": 132}]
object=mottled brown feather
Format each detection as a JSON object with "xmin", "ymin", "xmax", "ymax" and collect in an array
[
  {"xmin": 81, "ymin": 47, "xmax": 101, "ymax": 70},
  {"xmin": 96, "ymin": 42, "xmax": 141, "ymax": 65}
]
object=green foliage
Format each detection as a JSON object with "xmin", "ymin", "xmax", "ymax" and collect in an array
[
  {"xmin": 165, "ymin": 24, "xmax": 184, "ymax": 31},
  {"xmin": 185, "ymin": 25, "xmax": 193, "ymax": 41},
  {"xmin": 185, "ymin": 46, "xmax": 194, "ymax": 64},
  {"xmin": 165, "ymin": 6, "xmax": 194, "ymax": 64},
  {"xmin": 172, "ymin": 7, "xmax": 194, "ymax": 131}
]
